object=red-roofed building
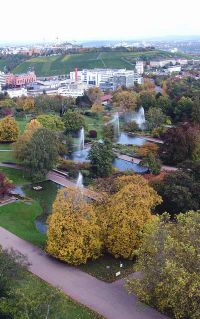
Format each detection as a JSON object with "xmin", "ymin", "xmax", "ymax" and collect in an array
[
  {"xmin": 6, "ymin": 71, "xmax": 36, "ymax": 87},
  {"xmin": 100, "ymin": 94, "xmax": 113, "ymax": 106}
]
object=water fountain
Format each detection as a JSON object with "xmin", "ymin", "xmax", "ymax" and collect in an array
[
  {"xmin": 76, "ymin": 172, "xmax": 83, "ymax": 188},
  {"xmin": 79, "ymin": 127, "xmax": 85, "ymax": 151},
  {"xmin": 132, "ymin": 106, "xmax": 146, "ymax": 129},
  {"xmin": 108, "ymin": 112, "xmax": 120, "ymax": 137}
]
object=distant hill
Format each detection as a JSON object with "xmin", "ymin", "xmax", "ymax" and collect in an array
[{"xmin": 4, "ymin": 50, "xmax": 193, "ymax": 76}]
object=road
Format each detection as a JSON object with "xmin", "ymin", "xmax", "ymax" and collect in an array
[{"xmin": 0, "ymin": 227, "xmax": 168, "ymax": 319}]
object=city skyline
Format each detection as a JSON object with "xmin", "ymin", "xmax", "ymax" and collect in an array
[{"xmin": 1, "ymin": 0, "xmax": 200, "ymax": 43}]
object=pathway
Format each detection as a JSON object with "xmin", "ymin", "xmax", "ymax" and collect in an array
[
  {"xmin": 117, "ymin": 154, "xmax": 178, "ymax": 172},
  {"xmin": 0, "ymin": 227, "xmax": 168, "ymax": 319},
  {"xmin": 47, "ymin": 171, "xmax": 102, "ymax": 201}
]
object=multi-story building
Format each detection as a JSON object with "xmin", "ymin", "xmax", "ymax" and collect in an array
[
  {"xmin": 135, "ymin": 61, "xmax": 144, "ymax": 74},
  {"xmin": 6, "ymin": 71, "xmax": 36, "ymax": 87},
  {"xmin": 7, "ymin": 88, "xmax": 28, "ymax": 98},
  {"xmin": 0, "ymin": 72, "xmax": 6, "ymax": 90},
  {"xmin": 70, "ymin": 68, "xmax": 143, "ymax": 90}
]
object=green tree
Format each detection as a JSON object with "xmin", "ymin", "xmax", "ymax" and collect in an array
[
  {"xmin": 88, "ymin": 140, "xmax": 114, "ymax": 177},
  {"xmin": 37, "ymin": 114, "xmax": 65, "ymax": 131},
  {"xmin": 137, "ymin": 91, "xmax": 156, "ymax": 111},
  {"xmin": 192, "ymin": 96, "xmax": 200, "ymax": 124},
  {"xmin": 146, "ymin": 107, "xmax": 167, "ymax": 131},
  {"xmin": 127, "ymin": 212, "xmax": 200, "ymax": 319},
  {"xmin": 23, "ymin": 128, "xmax": 59, "ymax": 181},
  {"xmin": 46, "ymin": 188, "xmax": 102, "ymax": 265},
  {"xmin": 63, "ymin": 110, "xmax": 86, "ymax": 134},
  {"xmin": 0, "ymin": 116, "xmax": 19, "ymax": 142},
  {"xmin": 140, "ymin": 153, "xmax": 161, "ymax": 175},
  {"xmin": 174, "ymin": 96, "xmax": 194, "ymax": 122},
  {"xmin": 156, "ymin": 95, "xmax": 173, "ymax": 117}
]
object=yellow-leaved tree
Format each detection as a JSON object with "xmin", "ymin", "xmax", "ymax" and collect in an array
[
  {"xmin": 13, "ymin": 119, "xmax": 42, "ymax": 160},
  {"xmin": 0, "ymin": 116, "xmax": 19, "ymax": 142},
  {"xmin": 97, "ymin": 175, "xmax": 162, "ymax": 259},
  {"xmin": 46, "ymin": 188, "xmax": 102, "ymax": 265}
]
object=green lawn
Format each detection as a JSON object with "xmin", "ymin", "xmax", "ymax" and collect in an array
[
  {"xmin": 0, "ymin": 150, "xmax": 16, "ymax": 163},
  {"xmin": 79, "ymin": 254, "xmax": 135, "ymax": 282},
  {"xmin": 16, "ymin": 118, "xmax": 28, "ymax": 133},
  {"xmin": 14, "ymin": 272, "xmax": 102, "ymax": 319},
  {"xmin": 0, "ymin": 167, "xmax": 30, "ymax": 185},
  {"xmin": 84, "ymin": 115, "xmax": 104, "ymax": 139},
  {"xmin": 0, "ymin": 200, "xmax": 46, "ymax": 247},
  {"xmin": 0, "ymin": 143, "xmax": 12, "ymax": 150}
]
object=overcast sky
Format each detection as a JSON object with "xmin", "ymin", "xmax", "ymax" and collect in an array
[{"xmin": 1, "ymin": 0, "xmax": 200, "ymax": 43}]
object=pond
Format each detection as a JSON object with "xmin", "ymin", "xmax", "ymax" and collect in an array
[
  {"xmin": 113, "ymin": 158, "xmax": 148, "ymax": 173},
  {"xmin": 116, "ymin": 133, "xmax": 146, "ymax": 146}
]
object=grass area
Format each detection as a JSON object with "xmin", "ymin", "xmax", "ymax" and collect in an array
[
  {"xmin": 12, "ymin": 50, "xmax": 193, "ymax": 76},
  {"xmin": 16, "ymin": 118, "xmax": 28, "ymax": 133},
  {"xmin": 0, "ymin": 150, "xmax": 16, "ymax": 163},
  {"xmin": 16, "ymin": 272, "xmax": 102, "ymax": 319},
  {"xmin": 0, "ymin": 167, "xmax": 30, "ymax": 185},
  {"xmin": 84, "ymin": 114, "xmax": 104, "ymax": 139},
  {"xmin": 79, "ymin": 254, "xmax": 135, "ymax": 282},
  {"xmin": 0, "ymin": 200, "xmax": 46, "ymax": 247},
  {"xmin": 0, "ymin": 143, "xmax": 12, "ymax": 150}
]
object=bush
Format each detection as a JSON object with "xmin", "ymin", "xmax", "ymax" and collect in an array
[
  {"xmin": 88, "ymin": 130, "xmax": 97, "ymax": 138},
  {"xmin": 124, "ymin": 121, "xmax": 140, "ymax": 133}
]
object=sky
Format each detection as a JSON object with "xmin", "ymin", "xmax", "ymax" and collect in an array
[{"xmin": 1, "ymin": 0, "xmax": 200, "ymax": 44}]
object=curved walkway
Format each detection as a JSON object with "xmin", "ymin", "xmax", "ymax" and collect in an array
[{"xmin": 0, "ymin": 227, "xmax": 168, "ymax": 319}]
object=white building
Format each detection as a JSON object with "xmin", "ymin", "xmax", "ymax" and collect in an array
[
  {"xmin": 166, "ymin": 65, "xmax": 181, "ymax": 73},
  {"xmin": 135, "ymin": 61, "xmax": 144, "ymax": 74},
  {"xmin": 7, "ymin": 88, "xmax": 28, "ymax": 98},
  {"xmin": 150, "ymin": 59, "xmax": 177, "ymax": 68},
  {"xmin": 70, "ymin": 68, "xmax": 143, "ymax": 90},
  {"xmin": 57, "ymin": 83, "xmax": 88, "ymax": 98},
  {"xmin": 0, "ymin": 71, "xmax": 6, "ymax": 90}
]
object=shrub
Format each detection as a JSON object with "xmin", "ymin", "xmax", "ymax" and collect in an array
[{"xmin": 88, "ymin": 130, "xmax": 97, "ymax": 138}]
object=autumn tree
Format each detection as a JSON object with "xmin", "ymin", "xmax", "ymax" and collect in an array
[
  {"xmin": 97, "ymin": 175, "xmax": 162, "ymax": 259},
  {"xmin": 0, "ymin": 173, "xmax": 14, "ymax": 198},
  {"xmin": 88, "ymin": 140, "xmax": 114, "ymax": 177},
  {"xmin": 0, "ymin": 116, "xmax": 19, "ymax": 142},
  {"xmin": 37, "ymin": 114, "xmax": 65, "ymax": 131},
  {"xmin": 91, "ymin": 103, "xmax": 104, "ymax": 115},
  {"xmin": 113, "ymin": 91, "xmax": 137, "ymax": 112},
  {"xmin": 137, "ymin": 142, "xmax": 159, "ymax": 158},
  {"xmin": 13, "ymin": 119, "xmax": 42, "ymax": 160},
  {"xmin": 127, "ymin": 212, "xmax": 200, "ymax": 319},
  {"xmin": 23, "ymin": 128, "xmax": 59, "ymax": 181},
  {"xmin": 17, "ymin": 97, "xmax": 35, "ymax": 112},
  {"xmin": 46, "ymin": 188, "xmax": 102, "ymax": 265},
  {"xmin": 86, "ymin": 87, "xmax": 103, "ymax": 104}
]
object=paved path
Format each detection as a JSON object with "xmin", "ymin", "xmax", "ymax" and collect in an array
[
  {"xmin": 117, "ymin": 154, "xmax": 178, "ymax": 172},
  {"xmin": 0, "ymin": 227, "xmax": 168, "ymax": 319},
  {"xmin": 47, "ymin": 171, "xmax": 102, "ymax": 201}
]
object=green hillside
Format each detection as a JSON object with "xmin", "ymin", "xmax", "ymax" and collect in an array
[{"xmin": 12, "ymin": 50, "xmax": 190, "ymax": 77}]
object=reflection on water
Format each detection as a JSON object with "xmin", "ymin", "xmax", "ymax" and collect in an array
[
  {"xmin": 113, "ymin": 158, "xmax": 148, "ymax": 173},
  {"xmin": 116, "ymin": 133, "xmax": 146, "ymax": 146}
]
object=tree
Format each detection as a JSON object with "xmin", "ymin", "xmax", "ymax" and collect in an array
[
  {"xmin": 63, "ymin": 110, "xmax": 86, "ymax": 134},
  {"xmin": 174, "ymin": 96, "xmax": 193, "ymax": 122},
  {"xmin": 156, "ymin": 95, "xmax": 173, "ymax": 117},
  {"xmin": 140, "ymin": 153, "xmax": 161, "ymax": 175},
  {"xmin": 37, "ymin": 114, "xmax": 65, "ymax": 131},
  {"xmin": 146, "ymin": 107, "xmax": 167, "ymax": 131},
  {"xmin": 88, "ymin": 140, "xmax": 114, "ymax": 177},
  {"xmin": 86, "ymin": 87, "xmax": 103, "ymax": 104},
  {"xmin": 113, "ymin": 91, "xmax": 137, "ymax": 112},
  {"xmin": 46, "ymin": 188, "xmax": 102, "ymax": 265},
  {"xmin": 23, "ymin": 128, "xmax": 59, "ymax": 181},
  {"xmin": 0, "ymin": 116, "xmax": 19, "ymax": 142},
  {"xmin": 160, "ymin": 124, "xmax": 200, "ymax": 165},
  {"xmin": 91, "ymin": 103, "xmax": 104, "ymax": 115},
  {"xmin": 17, "ymin": 97, "xmax": 35, "ymax": 112},
  {"xmin": 103, "ymin": 124, "xmax": 115, "ymax": 140},
  {"xmin": 137, "ymin": 142, "xmax": 159, "ymax": 157},
  {"xmin": 192, "ymin": 96, "xmax": 200, "ymax": 124},
  {"xmin": 153, "ymin": 164, "xmax": 200, "ymax": 215},
  {"xmin": 137, "ymin": 91, "xmax": 156, "ymax": 111},
  {"xmin": 127, "ymin": 212, "xmax": 200, "ymax": 319},
  {"xmin": 97, "ymin": 175, "xmax": 161, "ymax": 259},
  {"xmin": 0, "ymin": 173, "xmax": 14, "ymax": 198},
  {"xmin": 13, "ymin": 119, "xmax": 42, "ymax": 160}
]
